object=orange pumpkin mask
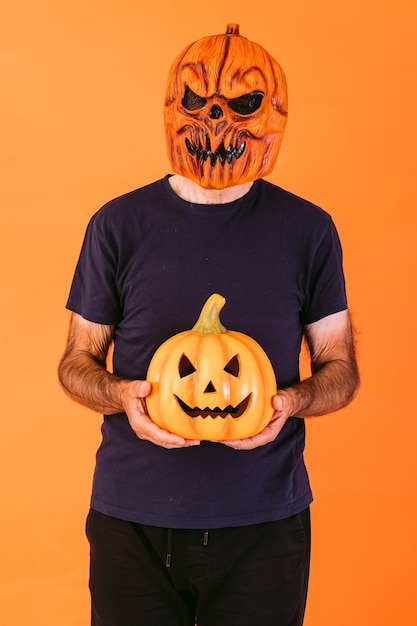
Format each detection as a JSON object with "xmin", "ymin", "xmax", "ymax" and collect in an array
[
  {"xmin": 146, "ymin": 294, "xmax": 277, "ymax": 440},
  {"xmin": 164, "ymin": 24, "xmax": 288, "ymax": 190}
]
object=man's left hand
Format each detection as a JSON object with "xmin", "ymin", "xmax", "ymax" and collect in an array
[{"xmin": 220, "ymin": 390, "xmax": 294, "ymax": 450}]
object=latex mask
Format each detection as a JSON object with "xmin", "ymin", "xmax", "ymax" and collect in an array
[{"xmin": 164, "ymin": 24, "xmax": 288, "ymax": 189}]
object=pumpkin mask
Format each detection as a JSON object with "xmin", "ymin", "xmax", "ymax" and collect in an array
[
  {"xmin": 146, "ymin": 294, "xmax": 277, "ymax": 440},
  {"xmin": 164, "ymin": 24, "xmax": 288, "ymax": 190}
]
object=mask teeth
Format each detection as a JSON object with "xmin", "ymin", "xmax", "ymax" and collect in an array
[
  {"xmin": 185, "ymin": 138, "xmax": 196, "ymax": 155},
  {"xmin": 185, "ymin": 138, "xmax": 246, "ymax": 164}
]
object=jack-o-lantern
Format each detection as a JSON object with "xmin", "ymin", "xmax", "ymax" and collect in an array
[
  {"xmin": 164, "ymin": 24, "xmax": 288, "ymax": 190},
  {"xmin": 146, "ymin": 294, "xmax": 277, "ymax": 440}
]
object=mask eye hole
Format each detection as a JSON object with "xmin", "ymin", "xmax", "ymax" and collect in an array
[
  {"xmin": 228, "ymin": 91, "xmax": 264, "ymax": 115},
  {"xmin": 179, "ymin": 354, "xmax": 196, "ymax": 378},
  {"xmin": 182, "ymin": 86, "xmax": 208, "ymax": 111},
  {"xmin": 224, "ymin": 355, "xmax": 240, "ymax": 377}
]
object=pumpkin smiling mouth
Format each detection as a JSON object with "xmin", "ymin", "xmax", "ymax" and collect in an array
[
  {"xmin": 185, "ymin": 137, "xmax": 246, "ymax": 166},
  {"xmin": 174, "ymin": 394, "xmax": 251, "ymax": 419}
]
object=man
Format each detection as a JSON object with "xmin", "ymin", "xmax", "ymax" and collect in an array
[{"xmin": 59, "ymin": 24, "xmax": 359, "ymax": 626}]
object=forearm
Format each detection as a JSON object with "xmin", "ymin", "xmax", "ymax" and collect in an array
[
  {"xmin": 283, "ymin": 357, "xmax": 360, "ymax": 419},
  {"xmin": 58, "ymin": 313, "xmax": 191, "ymax": 449},
  {"xmin": 58, "ymin": 349, "xmax": 193, "ymax": 448},
  {"xmin": 223, "ymin": 310, "xmax": 359, "ymax": 450},
  {"xmin": 58, "ymin": 351, "xmax": 129, "ymax": 414}
]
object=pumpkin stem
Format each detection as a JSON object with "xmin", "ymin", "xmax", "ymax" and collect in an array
[
  {"xmin": 192, "ymin": 293, "xmax": 228, "ymax": 334},
  {"xmin": 226, "ymin": 24, "xmax": 240, "ymax": 36}
]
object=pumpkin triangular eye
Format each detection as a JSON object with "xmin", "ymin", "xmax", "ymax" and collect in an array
[
  {"xmin": 179, "ymin": 354, "xmax": 197, "ymax": 378},
  {"xmin": 224, "ymin": 355, "xmax": 240, "ymax": 377}
]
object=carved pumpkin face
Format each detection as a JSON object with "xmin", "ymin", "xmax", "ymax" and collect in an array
[
  {"xmin": 164, "ymin": 24, "xmax": 288, "ymax": 189},
  {"xmin": 146, "ymin": 294, "xmax": 276, "ymax": 440}
]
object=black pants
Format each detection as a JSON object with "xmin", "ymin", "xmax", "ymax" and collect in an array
[{"xmin": 86, "ymin": 507, "xmax": 311, "ymax": 626}]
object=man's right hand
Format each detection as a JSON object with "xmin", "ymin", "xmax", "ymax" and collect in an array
[
  {"xmin": 58, "ymin": 313, "xmax": 200, "ymax": 449},
  {"xmin": 120, "ymin": 379, "xmax": 200, "ymax": 449}
]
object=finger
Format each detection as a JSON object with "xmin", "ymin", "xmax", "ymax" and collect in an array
[
  {"xmin": 272, "ymin": 393, "xmax": 289, "ymax": 413},
  {"xmin": 221, "ymin": 434, "xmax": 268, "ymax": 450},
  {"xmin": 272, "ymin": 395, "xmax": 282, "ymax": 411},
  {"xmin": 222, "ymin": 415, "xmax": 288, "ymax": 450},
  {"xmin": 137, "ymin": 380, "xmax": 152, "ymax": 397},
  {"xmin": 131, "ymin": 412, "xmax": 200, "ymax": 449},
  {"xmin": 149, "ymin": 432, "xmax": 201, "ymax": 449}
]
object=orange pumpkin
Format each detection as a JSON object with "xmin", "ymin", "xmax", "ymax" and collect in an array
[
  {"xmin": 164, "ymin": 24, "xmax": 288, "ymax": 190},
  {"xmin": 146, "ymin": 294, "xmax": 277, "ymax": 440}
]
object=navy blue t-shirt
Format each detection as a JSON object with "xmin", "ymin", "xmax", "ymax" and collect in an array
[{"xmin": 66, "ymin": 175, "xmax": 347, "ymax": 528}]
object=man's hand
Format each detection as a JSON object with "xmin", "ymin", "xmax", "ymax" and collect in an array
[
  {"xmin": 58, "ymin": 313, "xmax": 200, "ymax": 450},
  {"xmin": 220, "ymin": 389, "xmax": 294, "ymax": 450},
  {"xmin": 120, "ymin": 379, "xmax": 200, "ymax": 449},
  {"xmin": 221, "ymin": 310, "xmax": 359, "ymax": 451}
]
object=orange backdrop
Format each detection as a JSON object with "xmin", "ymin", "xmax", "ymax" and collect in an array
[{"xmin": 1, "ymin": 1, "xmax": 416, "ymax": 624}]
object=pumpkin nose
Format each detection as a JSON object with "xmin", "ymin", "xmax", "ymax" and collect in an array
[
  {"xmin": 209, "ymin": 104, "xmax": 223, "ymax": 120},
  {"xmin": 204, "ymin": 381, "xmax": 216, "ymax": 393}
]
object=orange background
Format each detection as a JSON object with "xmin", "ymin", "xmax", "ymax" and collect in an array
[{"xmin": 1, "ymin": 1, "xmax": 416, "ymax": 624}]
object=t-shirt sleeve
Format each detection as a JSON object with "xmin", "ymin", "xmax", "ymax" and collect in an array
[
  {"xmin": 300, "ymin": 216, "xmax": 348, "ymax": 325},
  {"xmin": 66, "ymin": 211, "xmax": 122, "ymax": 325}
]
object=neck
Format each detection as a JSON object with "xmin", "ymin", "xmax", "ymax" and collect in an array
[{"xmin": 168, "ymin": 174, "xmax": 253, "ymax": 205}]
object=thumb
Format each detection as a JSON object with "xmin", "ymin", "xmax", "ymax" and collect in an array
[
  {"xmin": 272, "ymin": 393, "xmax": 284, "ymax": 412},
  {"xmin": 137, "ymin": 380, "xmax": 152, "ymax": 397}
]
